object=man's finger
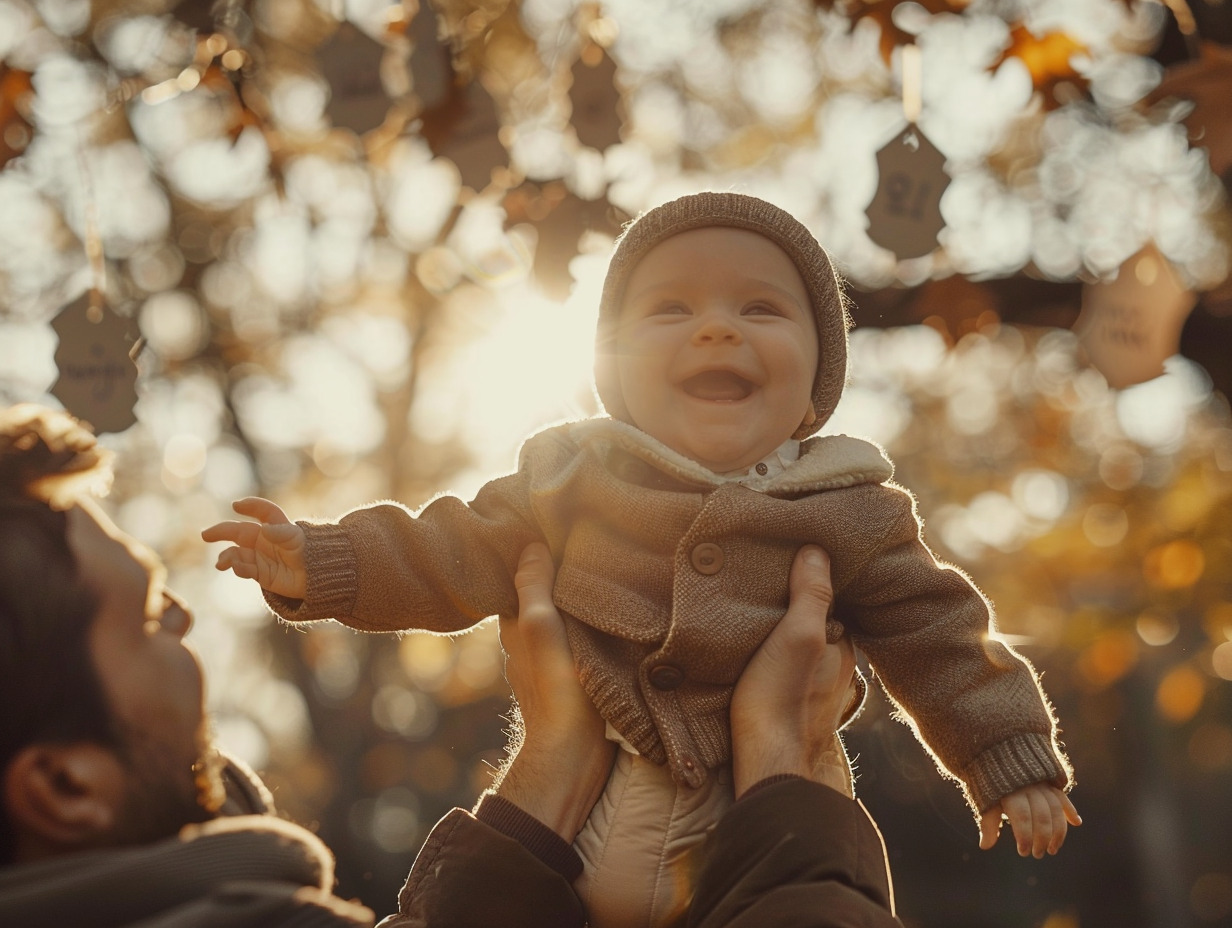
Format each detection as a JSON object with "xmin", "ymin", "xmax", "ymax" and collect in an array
[
  {"xmin": 513, "ymin": 543, "xmax": 556, "ymax": 622},
  {"xmin": 786, "ymin": 545, "xmax": 834, "ymax": 616}
]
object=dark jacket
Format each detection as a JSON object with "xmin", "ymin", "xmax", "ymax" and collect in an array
[{"xmin": 381, "ymin": 777, "xmax": 902, "ymax": 928}]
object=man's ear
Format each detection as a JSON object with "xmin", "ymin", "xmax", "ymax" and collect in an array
[{"xmin": 3, "ymin": 742, "xmax": 125, "ymax": 858}]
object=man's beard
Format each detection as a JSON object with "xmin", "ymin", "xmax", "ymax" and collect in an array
[{"xmin": 107, "ymin": 717, "xmax": 227, "ymax": 847}]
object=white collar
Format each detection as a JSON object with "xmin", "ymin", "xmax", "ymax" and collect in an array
[{"xmin": 715, "ymin": 439, "xmax": 801, "ymax": 484}]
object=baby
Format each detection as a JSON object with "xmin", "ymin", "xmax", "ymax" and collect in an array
[{"xmin": 205, "ymin": 192, "xmax": 1078, "ymax": 928}]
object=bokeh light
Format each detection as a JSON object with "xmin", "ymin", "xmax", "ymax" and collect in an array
[{"xmin": 3, "ymin": 0, "xmax": 1232, "ymax": 924}]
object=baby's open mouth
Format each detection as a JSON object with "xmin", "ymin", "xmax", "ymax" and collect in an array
[{"xmin": 681, "ymin": 370, "xmax": 755, "ymax": 401}]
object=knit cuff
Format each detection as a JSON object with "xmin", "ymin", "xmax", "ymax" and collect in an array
[
  {"xmin": 474, "ymin": 793, "xmax": 583, "ymax": 883},
  {"xmin": 964, "ymin": 732, "xmax": 1071, "ymax": 813},
  {"xmin": 263, "ymin": 522, "xmax": 357, "ymax": 623},
  {"xmin": 737, "ymin": 773, "xmax": 806, "ymax": 802}
]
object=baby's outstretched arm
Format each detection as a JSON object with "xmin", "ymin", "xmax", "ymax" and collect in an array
[
  {"xmin": 201, "ymin": 497, "xmax": 307, "ymax": 599},
  {"xmin": 979, "ymin": 783, "xmax": 1082, "ymax": 858}
]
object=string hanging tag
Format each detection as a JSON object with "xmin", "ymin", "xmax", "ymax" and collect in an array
[
  {"xmin": 865, "ymin": 45, "xmax": 950, "ymax": 261},
  {"xmin": 50, "ymin": 149, "xmax": 139, "ymax": 434}
]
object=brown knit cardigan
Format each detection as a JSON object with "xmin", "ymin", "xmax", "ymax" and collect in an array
[{"xmin": 267, "ymin": 417, "xmax": 1072, "ymax": 812}]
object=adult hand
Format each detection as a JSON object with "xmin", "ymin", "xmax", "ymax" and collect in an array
[
  {"xmin": 494, "ymin": 543, "xmax": 616, "ymax": 841},
  {"xmin": 731, "ymin": 545, "xmax": 857, "ymax": 799},
  {"xmin": 201, "ymin": 497, "xmax": 307, "ymax": 599}
]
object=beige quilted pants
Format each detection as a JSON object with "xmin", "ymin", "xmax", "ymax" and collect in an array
[{"xmin": 573, "ymin": 749, "xmax": 734, "ymax": 928}]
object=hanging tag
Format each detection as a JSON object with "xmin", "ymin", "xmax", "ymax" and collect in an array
[
  {"xmin": 421, "ymin": 78, "xmax": 507, "ymax": 193},
  {"xmin": 865, "ymin": 125, "xmax": 949, "ymax": 260},
  {"xmin": 503, "ymin": 184, "xmax": 624, "ymax": 299},
  {"xmin": 407, "ymin": 0, "xmax": 450, "ymax": 113},
  {"xmin": 1074, "ymin": 243, "xmax": 1197, "ymax": 389},
  {"xmin": 317, "ymin": 22, "xmax": 394, "ymax": 136},
  {"xmin": 1148, "ymin": 45, "xmax": 1232, "ymax": 179},
  {"xmin": 569, "ymin": 44, "xmax": 622, "ymax": 152},
  {"xmin": 51, "ymin": 294, "xmax": 139, "ymax": 434}
]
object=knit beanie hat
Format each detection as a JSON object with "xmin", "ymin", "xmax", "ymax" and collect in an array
[{"xmin": 594, "ymin": 191, "xmax": 850, "ymax": 440}]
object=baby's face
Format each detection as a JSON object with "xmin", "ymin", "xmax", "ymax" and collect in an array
[{"xmin": 615, "ymin": 227, "xmax": 818, "ymax": 474}]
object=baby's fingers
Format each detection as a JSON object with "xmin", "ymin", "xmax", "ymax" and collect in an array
[
  {"xmin": 215, "ymin": 546, "xmax": 258, "ymax": 579},
  {"xmin": 202, "ymin": 518, "xmax": 300, "ymax": 550},
  {"xmin": 232, "ymin": 496, "xmax": 291, "ymax": 524},
  {"xmin": 261, "ymin": 521, "xmax": 303, "ymax": 546},
  {"xmin": 201, "ymin": 519, "xmax": 261, "ymax": 546},
  {"xmin": 1061, "ymin": 792, "xmax": 1083, "ymax": 827},
  {"xmin": 978, "ymin": 807, "xmax": 1004, "ymax": 850},
  {"xmin": 1046, "ymin": 791, "xmax": 1083, "ymax": 855},
  {"xmin": 1025, "ymin": 788, "xmax": 1070, "ymax": 858},
  {"xmin": 998, "ymin": 793, "xmax": 1036, "ymax": 857}
]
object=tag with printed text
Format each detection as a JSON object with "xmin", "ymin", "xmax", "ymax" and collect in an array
[
  {"xmin": 51, "ymin": 294, "xmax": 139, "ymax": 434},
  {"xmin": 1075, "ymin": 243, "xmax": 1196, "ymax": 390},
  {"xmin": 866, "ymin": 125, "xmax": 949, "ymax": 260}
]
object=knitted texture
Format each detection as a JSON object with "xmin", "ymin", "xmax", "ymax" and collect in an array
[
  {"xmin": 266, "ymin": 417, "xmax": 1073, "ymax": 806},
  {"xmin": 594, "ymin": 191, "xmax": 850, "ymax": 439},
  {"xmin": 475, "ymin": 793, "xmax": 584, "ymax": 882},
  {"xmin": 0, "ymin": 815, "xmax": 373, "ymax": 927}
]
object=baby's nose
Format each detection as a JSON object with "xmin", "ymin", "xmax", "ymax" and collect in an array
[{"xmin": 693, "ymin": 316, "xmax": 742, "ymax": 343}]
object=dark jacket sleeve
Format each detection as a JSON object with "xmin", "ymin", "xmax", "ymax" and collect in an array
[
  {"xmin": 688, "ymin": 778, "xmax": 902, "ymax": 928},
  {"xmin": 386, "ymin": 780, "xmax": 900, "ymax": 928},
  {"xmin": 381, "ymin": 808, "xmax": 585, "ymax": 928}
]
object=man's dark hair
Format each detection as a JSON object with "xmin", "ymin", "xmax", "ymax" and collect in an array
[{"xmin": 0, "ymin": 405, "xmax": 118, "ymax": 863}]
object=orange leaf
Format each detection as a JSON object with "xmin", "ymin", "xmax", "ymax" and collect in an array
[
  {"xmin": 991, "ymin": 25, "xmax": 1089, "ymax": 109},
  {"xmin": 0, "ymin": 66, "xmax": 34, "ymax": 168},
  {"xmin": 998, "ymin": 24, "xmax": 1086, "ymax": 85}
]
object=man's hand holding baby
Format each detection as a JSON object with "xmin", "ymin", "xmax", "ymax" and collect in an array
[
  {"xmin": 201, "ymin": 497, "xmax": 308, "ymax": 599},
  {"xmin": 980, "ymin": 782, "xmax": 1082, "ymax": 858},
  {"xmin": 495, "ymin": 542, "xmax": 617, "ymax": 842}
]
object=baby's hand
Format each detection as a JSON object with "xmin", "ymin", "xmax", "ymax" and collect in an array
[
  {"xmin": 979, "ymin": 783, "xmax": 1081, "ymax": 858},
  {"xmin": 201, "ymin": 497, "xmax": 307, "ymax": 599}
]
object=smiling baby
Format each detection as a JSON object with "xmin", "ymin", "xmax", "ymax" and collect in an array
[{"xmin": 205, "ymin": 192, "xmax": 1077, "ymax": 928}]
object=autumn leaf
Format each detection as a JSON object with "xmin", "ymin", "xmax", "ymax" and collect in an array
[
  {"xmin": 994, "ymin": 24, "xmax": 1089, "ymax": 108},
  {"xmin": 0, "ymin": 66, "xmax": 34, "ymax": 169}
]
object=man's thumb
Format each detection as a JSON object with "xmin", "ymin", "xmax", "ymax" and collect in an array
[{"xmin": 788, "ymin": 545, "xmax": 834, "ymax": 613}]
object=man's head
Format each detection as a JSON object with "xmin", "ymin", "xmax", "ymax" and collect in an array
[
  {"xmin": 0, "ymin": 405, "xmax": 222, "ymax": 865},
  {"xmin": 595, "ymin": 192, "xmax": 851, "ymax": 471}
]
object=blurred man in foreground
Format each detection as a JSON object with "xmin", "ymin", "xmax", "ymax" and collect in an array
[{"xmin": 0, "ymin": 404, "xmax": 898, "ymax": 927}]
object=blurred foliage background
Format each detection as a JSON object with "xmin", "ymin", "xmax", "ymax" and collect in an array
[{"xmin": 2, "ymin": 0, "xmax": 1232, "ymax": 925}]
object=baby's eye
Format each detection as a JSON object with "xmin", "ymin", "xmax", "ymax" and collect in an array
[
  {"xmin": 742, "ymin": 302, "xmax": 781, "ymax": 316},
  {"xmin": 651, "ymin": 302, "xmax": 690, "ymax": 316}
]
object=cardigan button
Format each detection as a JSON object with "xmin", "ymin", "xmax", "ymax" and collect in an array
[
  {"xmin": 755, "ymin": 462, "xmax": 769, "ymax": 476},
  {"xmin": 690, "ymin": 542, "xmax": 724, "ymax": 575},
  {"xmin": 649, "ymin": 664, "xmax": 685, "ymax": 691}
]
